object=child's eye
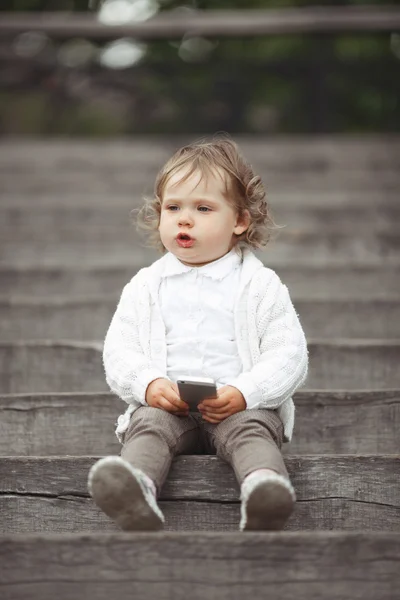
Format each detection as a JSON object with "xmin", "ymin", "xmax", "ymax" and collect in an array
[{"xmin": 166, "ymin": 206, "xmax": 211, "ymax": 212}]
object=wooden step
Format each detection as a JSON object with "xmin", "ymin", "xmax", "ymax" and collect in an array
[
  {"xmin": 4, "ymin": 168, "xmax": 398, "ymax": 193},
  {"xmin": 1, "ymin": 297, "xmax": 400, "ymax": 340},
  {"xmin": 1, "ymin": 167, "xmax": 398, "ymax": 192},
  {"xmin": 0, "ymin": 391, "xmax": 398, "ymax": 456},
  {"xmin": 0, "ymin": 455, "xmax": 399, "ymax": 533},
  {"xmin": 2, "ymin": 229, "xmax": 400, "ymax": 266},
  {"xmin": 1, "ymin": 137, "xmax": 399, "ymax": 194},
  {"xmin": 2, "ymin": 203, "xmax": 400, "ymax": 235},
  {"xmin": 1, "ymin": 340, "xmax": 399, "ymax": 394},
  {"xmin": 1, "ymin": 190, "xmax": 399, "ymax": 211},
  {"xmin": 1, "ymin": 263, "xmax": 398, "ymax": 298},
  {"xmin": 1, "ymin": 136, "xmax": 399, "ymax": 169},
  {"xmin": 1, "ymin": 531, "xmax": 399, "ymax": 599}
]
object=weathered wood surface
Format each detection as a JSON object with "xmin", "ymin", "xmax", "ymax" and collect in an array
[
  {"xmin": 2, "ymin": 207, "xmax": 399, "ymax": 256},
  {"xmin": 2, "ymin": 5, "xmax": 400, "ymax": 40},
  {"xmin": 2, "ymin": 191, "xmax": 398, "ymax": 210},
  {"xmin": 0, "ymin": 138, "xmax": 399, "ymax": 194},
  {"xmin": 2, "ymin": 215, "xmax": 399, "ymax": 264},
  {"xmin": 2, "ymin": 230, "xmax": 399, "ymax": 266},
  {"xmin": 0, "ymin": 137, "xmax": 399, "ymax": 170},
  {"xmin": 1, "ymin": 340, "xmax": 399, "ymax": 394},
  {"xmin": 2, "ymin": 297, "xmax": 400, "ymax": 340},
  {"xmin": 1, "ymin": 264, "xmax": 398, "ymax": 299},
  {"xmin": 288, "ymin": 390, "xmax": 400, "ymax": 454},
  {"xmin": 0, "ymin": 134, "xmax": 398, "ymax": 596},
  {"xmin": 1, "ymin": 170, "xmax": 398, "ymax": 194},
  {"xmin": 0, "ymin": 341, "xmax": 105, "ymax": 394},
  {"xmin": 0, "ymin": 455, "xmax": 399, "ymax": 532},
  {"xmin": 0, "ymin": 532, "xmax": 399, "ymax": 600},
  {"xmin": 1, "ymin": 391, "xmax": 398, "ymax": 456}
]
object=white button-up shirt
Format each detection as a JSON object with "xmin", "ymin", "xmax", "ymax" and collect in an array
[{"xmin": 159, "ymin": 247, "xmax": 248, "ymax": 394}]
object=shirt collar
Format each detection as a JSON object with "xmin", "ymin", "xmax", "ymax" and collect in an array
[{"xmin": 161, "ymin": 246, "xmax": 243, "ymax": 281}]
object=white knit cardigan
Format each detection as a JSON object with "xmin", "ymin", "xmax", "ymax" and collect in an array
[{"xmin": 103, "ymin": 246, "xmax": 309, "ymax": 443}]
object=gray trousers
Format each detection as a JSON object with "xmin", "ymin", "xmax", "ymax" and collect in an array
[{"xmin": 120, "ymin": 406, "xmax": 288, "ymax": 495}]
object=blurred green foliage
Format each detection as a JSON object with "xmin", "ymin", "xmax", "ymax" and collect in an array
[{"xmin": 0, "ymin": 0, "xmax": 398, "ymax": 135}]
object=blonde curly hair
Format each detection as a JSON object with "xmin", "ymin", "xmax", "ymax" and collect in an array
[{"xmin": 132, "ymin": 134, "xmax": 283, "ymax": 254}]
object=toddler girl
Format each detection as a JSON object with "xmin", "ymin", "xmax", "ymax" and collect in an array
[{"xmin": 88, "ymin": 135, "xmax": 308, "ymax": 531}]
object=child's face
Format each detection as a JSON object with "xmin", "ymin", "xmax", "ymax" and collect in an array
[{"xmin": 158, "ymin": 166, "xmax": 250, "ymax": 267}]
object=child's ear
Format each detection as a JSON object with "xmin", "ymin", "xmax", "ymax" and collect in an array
[{"xmin": 234, "ymin": 209, "xmax": 251, "ymax": 235}]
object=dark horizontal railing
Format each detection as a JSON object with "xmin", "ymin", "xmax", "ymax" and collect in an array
[
  {"xmin": 0, "ymin": 5, "xmax": 399, "ymax": 41},
  {"xmin": 0, "ymin": 5, "xmax": 398, "ymax": 135}
]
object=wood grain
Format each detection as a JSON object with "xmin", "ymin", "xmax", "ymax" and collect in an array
[
  {"xmin": 1, "ymin": 340, "xmax": 400, "ymax": 393},
  {"xmin": 0, "ymin": 455, "xmax": 399, "ymax": 532},
  {"xmin": 3, "ymin": 230, "xmax": 400, "ymax": 266},
  {"xmin": 0, "ymin": 532, "xmax": 399, "ymax": 599},
  {"xmin": 1, "ymin": 264, "xmax": 398, "ymax": 299},
  {"xmin": 0, "ymin": 391, "xmax": 399, "ymax": 456},
  {"xmin": 0, "ymin": 139, "xmax": 399, "ymax": 196},
  {"xmin": 1, "ymin": 297, "xmax": 400, "ymax": 340}
]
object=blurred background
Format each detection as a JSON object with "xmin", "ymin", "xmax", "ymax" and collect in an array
[{"xmin": 0, "ymin": 0, "xmax": 399, "ymax": 136}]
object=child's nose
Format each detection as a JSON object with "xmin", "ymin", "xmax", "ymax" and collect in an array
[{"xmin": 178, "ymin": 210, "xmax": 194, "ymax": 225}]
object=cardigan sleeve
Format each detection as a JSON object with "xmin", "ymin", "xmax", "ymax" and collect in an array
[
  {"xmin": 103, "ymin": 279, "xmax": 167, "ymax": 405},
  {"xmin": 227, "ymin": 279, "xmax": 309, "ymax": 409}
]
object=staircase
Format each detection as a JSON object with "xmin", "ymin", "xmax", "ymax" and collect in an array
[{"xmin": 0, "ymin": 136, "xmax": 399, "ymax": 598}]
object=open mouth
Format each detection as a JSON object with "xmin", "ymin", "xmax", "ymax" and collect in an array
[{"xmin": 176, "ymin": 233, "xmax": 195, "ymax": 247}]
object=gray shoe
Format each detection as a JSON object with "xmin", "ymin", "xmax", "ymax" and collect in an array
[
  {"xmin": 239, "ymin": 472, "xmax": 295, "ymax": 531},
  {"xmin": 88, "ymin": 456, "xmax": 164, "ymax": 531}
]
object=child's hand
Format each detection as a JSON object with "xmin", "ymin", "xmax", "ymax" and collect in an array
[
  {"xmin": 146, "ymin": 378, "xmax": 189, "ymax": 416},
  {"xmin": 198, "ymin": 385, "xmax": 246, "ymax": 423}
]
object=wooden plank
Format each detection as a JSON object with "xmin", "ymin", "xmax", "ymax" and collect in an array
[
  {"xmin": 1, "ymin": 340, "xmax": 399, "ymax": 394},
  {"xmin": 288, "ymin": 390, "xmax": 400, "ymax": 454},
  {"xmin": 292, "ymin": 299, "xmax": 400, "ymax": 339},
  {"xmin": 2, "ymin": 390, "xmax": 398, "ymax": 456},
  {"xmin": 0, "ymin": 297, "xmax": 115, "ymax": 341},
  {"xmin": 0, "ymin": 265, "xmax": 133, "ymax": 297},
  {"xmin": 1, "ymin": 137, "xmax": 399, "ymax": 170},
  {"xmin": 2, "ymin": 297, "xmax": 400, "ymax": 340},
  {"xmin": 0, "ymin": 138, "xmax": 399, "ymax": 194},
  {"xmin": 2, "ymin": 202, "xmax": 400, "ymax": 230},
  {"xmin": 1, "ymin": 191, "xmax": 399, "ymax": 210},
  {"xmin": 1, "ymin": 264, "xmax": 398, "ymax": 299},
  {"xmin": 2, "ymin": 206, "xmax": 399, "ymax": 265},
  {"xmin": 0, "ymin": 532, "xmax": 399, "ymax": 600},
  {"xmin": 2, "ymin": 231, "xmax": 400, "ymax": 267},
  {"xmin": 1, "ymin": 169, "xmax": 399, "ymax": 194},
  {"xmin": 0, "ymin": 456, "xmax": 399, "ymax": 532},
  {"xmin": 306, "ymin": 339, "xmax": 400, "ymax": 389},
  {"xmin": 1, "ymin": 6, "xmax": 400, "ymax": 40},
  {"xmin": 0, "ymin": 341, "xmax": 106, "ymax": 394},
  {"xmin": 0, "ymin": 393, "xmax": 122, "ymax": 457}
]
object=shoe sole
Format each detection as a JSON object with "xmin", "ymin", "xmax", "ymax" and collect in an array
[
  {"xmin": 88, "ymin": 458, "xmax": 164, "ymax": 531},
  {"xmin": 243, "ymin": 480, "xmax": 294, "ymax": 531}
]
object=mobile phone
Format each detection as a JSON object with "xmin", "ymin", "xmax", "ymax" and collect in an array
[{"xmin": 177, "ymin": 376, "xmax": 218, "ymax": 412}]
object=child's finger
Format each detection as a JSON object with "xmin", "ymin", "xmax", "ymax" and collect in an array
[
  {"xmin": 200, "ymin": 403, "xmax": 230, "ymax": 414},
  {"xmin": 202, "ymin": 413, "xmax": 228, "ymax": 423},
  {"xmin": 160, "ymin": 397, "xmax": 186, "ymax": 413},
  {"xmin": 176, "ymin": 410, "xmax": 190, "ymax": 417},
  {"xmin": 200, "ymin": 397, "xmax": 229, "ymax": 409},
  {"xmin": 167, "ymin": 391, "xmax": 190, "ymax": 412},
  {"xmin": 203, "ymin": 407, "xmax": 231, "ymax": 419}
]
